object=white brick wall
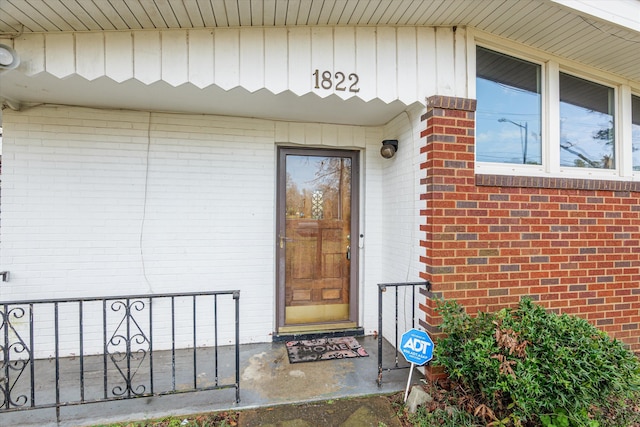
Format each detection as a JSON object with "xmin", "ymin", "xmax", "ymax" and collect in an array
[
  {"xmin": 375, "ymin": 105, "xmax": 428, "ymax": 341},
  {"xmin": 0, "ymin": 105, "xmax": 410, "ymax": 356},
  {"xmin": 1, "ymin": 107, "xmax": 276, "ymax": 351}
]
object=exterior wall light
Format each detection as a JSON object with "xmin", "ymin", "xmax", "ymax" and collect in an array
[
  {"xmin": 380, "ymin": 140, "xmax": 398, "ymax": 159},
  {"xmin": 0, "ymin": 44, "xmax": 20, "ymax": 71}
]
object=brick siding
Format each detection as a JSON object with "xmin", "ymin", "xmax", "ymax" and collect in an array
[{"xmin": 419, "ymin": 95, "xmax": 640, "ymax": 355}]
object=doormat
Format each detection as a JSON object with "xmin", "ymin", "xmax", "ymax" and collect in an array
[{"xmin": 285, "ymin": 336, "xmax": 369, "ymax": 363}]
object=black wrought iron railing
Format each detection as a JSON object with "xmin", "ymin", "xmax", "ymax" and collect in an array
[
  {"xmin": 0, "ymin": 290, "xmax": 240, "ymax": 422},
  {"xmin": 377, "ymin": 281, "xmax": 431, "ymax": 386}
]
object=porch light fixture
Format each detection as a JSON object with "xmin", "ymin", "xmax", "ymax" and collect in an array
[
  {"xmin": 0, "ymin": 44, "xmax": 19, "ymax": 70},
  {"xmin": 380, "ymin": 140, "xmax": 398, "ymax": 159}
]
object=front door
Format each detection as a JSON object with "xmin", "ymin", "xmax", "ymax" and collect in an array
[{"xmin": 276, "ymin": 148, "xmax": 359, "ymax": 333}]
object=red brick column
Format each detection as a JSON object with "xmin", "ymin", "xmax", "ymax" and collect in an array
[{"xmin": 419, "ymin": 96, "xmax": 477, "ymax": 336}]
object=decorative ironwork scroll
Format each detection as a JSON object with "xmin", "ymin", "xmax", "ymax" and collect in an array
[
  {"xmin": 1, "ymin": 305, "xmax": 32, "ymax": 409},
  {"xmin": 105, "ymin": 299, "xmax": 150, "ymax": 398}
]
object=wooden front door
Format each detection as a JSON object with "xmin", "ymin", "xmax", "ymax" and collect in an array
[{"xmin": 277, "ymin": 148, "xmax": 359, "ymax": 332}]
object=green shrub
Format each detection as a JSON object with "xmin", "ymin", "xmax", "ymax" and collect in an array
[{"xmin": 433, "ymin": 297, "xmax": 640, "ymax": 426}]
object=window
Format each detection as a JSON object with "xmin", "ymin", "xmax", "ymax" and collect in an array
[
  {"xmin": 476, "ymin": 47, "xmax": 542, "ymax": 165},
  {"xmin": 475, "ymin": 45, "xmax": 638, "ymax": 180},
  {"xmin": 560, "ymin": 73, "xmax": 614, "ymax": 169},
  {"xmin": 633, "ymin": 95, "xmax": 640, "ymax": 171}
]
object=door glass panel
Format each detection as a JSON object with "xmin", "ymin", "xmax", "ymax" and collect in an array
[{"xmin": 284, "ymin": 155, "xmax": 352, "ymax": 324}]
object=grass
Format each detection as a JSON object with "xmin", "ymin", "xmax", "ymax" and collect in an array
[{"xmin": 92, "ymin": 411, "xmax": 238, "ymax": 427}]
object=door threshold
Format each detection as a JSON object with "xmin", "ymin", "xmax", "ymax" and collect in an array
[
  {"xmin": 273, "ymin": 326, "xmax": 364, "ymax": 342},
  {"xmin": 278, "ymin": 321, "xmax": 357, "ymax": 334}
]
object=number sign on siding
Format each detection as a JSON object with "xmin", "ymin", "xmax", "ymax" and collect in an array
[{"xmin": 312, "ymin": 70, "xmax": 360, "ymax": 93}]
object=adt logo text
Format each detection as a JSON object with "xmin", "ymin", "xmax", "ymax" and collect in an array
[{"xmin": 403, "ymin": 337, "xmax": 431, "ymax": 354}]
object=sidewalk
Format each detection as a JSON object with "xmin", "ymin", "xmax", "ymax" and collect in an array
[
  {"xmin": 237, "ymin": 394, "xmax": 404, "ymax": 427},
  {"xmin": 2, "ymin": 336, "xmax": 421, "ymax": 427}
]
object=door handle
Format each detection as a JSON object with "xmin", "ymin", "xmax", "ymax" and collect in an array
[
  {"xmin": 346, "ymin": 245, "xmax": 351, "ymax": 260},
  {"xmin": 279, "ymin": 235, "xmax": 293, "ymax": 248}
]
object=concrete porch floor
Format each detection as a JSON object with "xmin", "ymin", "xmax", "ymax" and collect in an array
[{"xmin": 2, "ymin": 336, "xmax": 422, "ymax": 427}]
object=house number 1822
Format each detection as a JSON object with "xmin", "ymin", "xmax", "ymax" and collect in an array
[{"xmin": 313, "ymin": 70, "xmax": 360, "ymax": 93}]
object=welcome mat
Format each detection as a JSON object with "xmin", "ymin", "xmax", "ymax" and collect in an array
[{"xmin": 285, "ymin": 336, "xmax": 369, "ymax": 363}]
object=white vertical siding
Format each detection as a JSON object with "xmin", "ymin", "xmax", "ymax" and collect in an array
[
  {"xmin": 417, "ymin": 27, "xmax": 437, "ymax": 100},
  {"xmin": 454, "ymin": 27, "xmax": 468, "ymax": 95},
  {"xmin": 333, "ymin": 27, "xmax": 357, "ymax": 101},
  {"xmin": 187, "ymin": 29, "xmax": 215, "ymax": 89},
  {"xmin": 105, "ymin": 31, "xmax": 133, "ymax": 82},
  {"xmin": 435, "ymin": 26, "xmax": 456, "ymax": 95},
  {"xmin": 13, "ymin": 33, "xmax": 45, "ymax": 76},
  {"xmin": 240, "ymin": 27, "xmax": 265, "ymax": 92},
  {"xmin": 44, "ymin": 33, "xmax": 74, "ymax": 78},
  {"xmin": 376, "ymin": 27, "xmax": 399, "ymax": 103},
  {"xmin": 397, "ymin": 27, "xmax": 418, "ymax": 103},
  {"xmin": 355, "ymin": 27, "xmax": 378, "ymax": 102},
  {"xmin": 75, "ymin": 32, "xmax": 105, "ymax": 80},
  {"xmin": 214, "ymin": 28, "xmax": 240, "ymax": 90},
  {"xmin": 161, "ymin": 30, "xmax": 188, "ymax": 87},
  {"xmin": 264, "ymin": 27, "xmax": 289, "ymax": 94},
  {"xmin": 288, "ymin": 27, "xmax": 312, "ymax": 95},
  {"xmin": 310, "ymin": 27, "xmax": 334, "ymax": 99},
  {"xmin": 134, "ymin": 31, "xmax": 161, "ymax": 84},
  {"xmin": 17, "ymin": 26, "xmax": 468, "ymax": 105}
]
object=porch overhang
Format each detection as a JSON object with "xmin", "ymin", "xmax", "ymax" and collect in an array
[
  {"xmin": 0, "ymin": 0, "xmax": 638, "ymax": 126},
  {"xmin": 0, "ymin": 72, "xmax": 408, "ymax": 127}
]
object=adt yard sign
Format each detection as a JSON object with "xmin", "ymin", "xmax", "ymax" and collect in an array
[
  {"xmin": 400, "ymin": 328, "xmax": 433, "ymax": 365},
  {"xmin": 400, "ymin": 328, "xmax": 434, "ymax": 402}
]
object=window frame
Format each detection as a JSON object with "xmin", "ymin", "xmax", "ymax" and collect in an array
[
  {"xmin": 556, "ymin": 69, "xmax": 618, "ymax": 176},
  {"xmin": 629, "ymin": 90, "xmax": 640, "ymax": 173},
  {"xmin": 472, "ymin": 35, "xmax": 639, "ymax": 182},
  {"xmin": 473, "ymin": 44, "xmax": 547, "ymax": 176}
]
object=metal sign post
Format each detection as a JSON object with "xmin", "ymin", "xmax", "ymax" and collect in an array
[{"xmin": 399, "ymin": 328, "xmax": 434, "ymax": 402}]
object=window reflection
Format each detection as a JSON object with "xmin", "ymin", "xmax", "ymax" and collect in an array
[
  {"xmin": 476, "ymin": 47, "xmax": 542, "ymax": 165},
  {"xmin": 560, "ymin": 73, "xmax": 615, "ymax": 169},
  {"xmin": 285, "ymin": 155, "xmax": 351, "ymax": 221}
]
